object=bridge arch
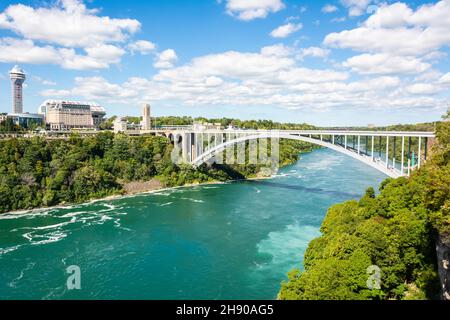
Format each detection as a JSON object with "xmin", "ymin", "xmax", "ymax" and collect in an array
[{"xmin": 191, "ymin": 132, "xmax": 402, "ymax": 178}]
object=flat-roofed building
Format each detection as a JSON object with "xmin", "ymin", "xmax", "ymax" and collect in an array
[
  {"xmin": 39, "ymin": 100, "xmax": 106, "ymax": 131},
  {"xmin": 7, "ymin": 113, "xmax": 44, "ymax": 129}
]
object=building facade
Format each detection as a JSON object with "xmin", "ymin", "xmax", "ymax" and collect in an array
[
  {"xmin": 9, "ymin": 65, "xmax": 26, "ymax": 114},
  {"xmin": 39, "ymin": 100, "xmax": 106, "ymax": 131},
  {"xmin": 7, "ymin": 113, "xmax": 44, "ymax": 129},
  {"xmin": 91, "ymin": 105, "xmax": 107, "ymax": 128},
  {"xmin": 193, "ymin": 122, "xmax": 222, "ymax": 131},
  {"xmin": 114, "ymin": 117, "xmax": 128, "ymax": 133}
]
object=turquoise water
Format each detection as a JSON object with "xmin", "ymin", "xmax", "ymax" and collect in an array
[{"xmin": 0, "ymin": 149, "xmax": 386, "ymax": 300}]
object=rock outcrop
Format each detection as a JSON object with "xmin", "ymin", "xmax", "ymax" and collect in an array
[{"xmin": 436, "ymin": 234, "xmax": 450, "ymax": 300}]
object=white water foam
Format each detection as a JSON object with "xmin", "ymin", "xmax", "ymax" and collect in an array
[
  {"xmin": 0, "ymin": 244, "xmax": 23, "ymax": 256},
  {"xmin": 157, "ymin": 202, "xmax": 173, "ymax": 207},
  {"xmin": 0, "ymin": 211, "xmax": 50, "ymax": 220},
  {"xmin": 7, "ymin": 262, "xmax": 36, "ymax": 288},
  {"xmin": 255, "ymin": 223, "xmax": 321, "ymax": 273},
  {"xmin": 180, "ymin": 198, "xmax": 205, "ymax": 203},
  {"xmin": 29, "ymin": 231, "xmax": 68, "ymax": 246}
]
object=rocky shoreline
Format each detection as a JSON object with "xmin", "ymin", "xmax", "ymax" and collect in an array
[{"xmin": 436, "ymin": 234, "xmax": 450, "ymax": 300}]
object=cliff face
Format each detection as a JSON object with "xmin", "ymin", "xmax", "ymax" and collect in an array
[{"xmin": 436, "ymin": 235, "xmax": 450, "ymax": 300}]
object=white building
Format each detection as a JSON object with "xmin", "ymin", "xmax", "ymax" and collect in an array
[
  {"xmin": 9, "ymin": 65, "xmax": 26, "ymax": 114},
  {"xmin": 193, "ymin": 122, "xmax": 222, "ymax": 131},
  {"xmin": 141, "ymin": 104, "xmax": 151, "ymax": 131},
  {"xmin": 39, "ymin": 100, "xmax": 106, "ymax": 131},
  {"xmin": 114, "ymin": 117, "xmax": 128, "ymax": 133}
]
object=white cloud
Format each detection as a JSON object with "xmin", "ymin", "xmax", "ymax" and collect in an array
[
  {"xmin": 205, "ymin": 76, "xmax": 224, "ymax": 87},
  {"xmin": 0, "ymin": 0, "xmax": 140, "ymax": 48},
  {"xmin": 85, "ymin": 44, "xmax": 125, "ymax": 64},
  {"xmin": 331, "ymin": 16, "xmax": 346, "ymax": 23},
  {"xmin": 270, "ymin": 22, "xmax": 302, "ymax": 38},
  {"xmin": 154, "ymin": 49, "xmax": 178, "ymax": 69},
  {"xmin": 343, "ymin": 54, "xmax": 431, "ymax": 75},
  {"xmin": 364, "ymin": 2, "xmax": 413, "ymax": 28},
  {"xmin": 33, "ymin": 76, "xmax": 56, "ymax": 86},
  {"xmin": 59, "ymin": 45, "xmax": 125, "ymax": 70},
  {"xmin": 225, "ymin": 0, "xmax": 285, "ymax": 21},
  {"xmin": 155, "ymin": 48, "xmax": 295, "ymax": 81},
  {"xmin": 340, "ymin": 0, "xmax": 372, "ymax": 17},
  {"xmin": 0, "ymin": 38, "xmax": 125, "ymax": 70},
  {"xmin": 405, "ymin": 83, "xmax": 442, "ymax": 95},
  {"xmin": 0, "ymin": 38, "xmax": 61, "ymax": 64},
  {"xmin": 260, "ymin": 44, "xmax": 293, "ymax": 57},
  {"xmin": 325, "ymin": 1, "xmax": 450, "ymax": 57},
  {"xmin": 322, "ymin": 4, "xmax": 338, "ymax": 13},
  {"xmin": 299, "ymin": 47, "xmax": 331, "ymax": 59},
  {"xmin": 41, "ymin": 76, "xmax": 139, "ymax": 101},
  {"xmin": 39, "ymin": 43, "xmax": 448, "ymax": 113},
  {"xmin": 128, "ymin": 40, "xmax": 156, "ymax": 55},
  {"xmin": 439, "ymin": 72, "xmax": 450, "ymax": 85},
  {"xmin": 0, "ymin": 0, "xmax": 142, "ymax": 70}
]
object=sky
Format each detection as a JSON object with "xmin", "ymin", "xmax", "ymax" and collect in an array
[{"xmin": 0, "ymin": 0, "xmax": 449, "ymax": 126}]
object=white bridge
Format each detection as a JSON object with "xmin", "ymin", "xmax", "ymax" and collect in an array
[{"xmin": 147, "ymin": 129, "xmax": 436, "ymax": 178}]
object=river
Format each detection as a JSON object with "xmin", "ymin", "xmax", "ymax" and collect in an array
[{"xmin": 0, "ymin": 149, "xmax": 386, "ymax": 300}]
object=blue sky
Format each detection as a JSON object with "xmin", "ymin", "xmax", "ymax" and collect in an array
[{"xmin": 0, "ymin": 0, "xmax": 449, "ymax": 126}]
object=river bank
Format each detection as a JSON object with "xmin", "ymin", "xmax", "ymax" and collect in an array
[{"xmin": 3, "ymin": 169, "xmax": 277, "ymax": 217}]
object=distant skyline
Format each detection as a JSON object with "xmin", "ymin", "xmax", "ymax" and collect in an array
[{"xmin": 0, "ymin": 0, "xmax": 449, "ymax": 126}]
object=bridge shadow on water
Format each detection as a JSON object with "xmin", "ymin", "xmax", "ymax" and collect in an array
[{"xmin": 242, "ymin": 179, "xmax": 362, "ymax": 199}]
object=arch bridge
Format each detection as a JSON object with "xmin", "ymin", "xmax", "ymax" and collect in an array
[{"xmin": 152, "ymin": 129, "xmax": 435, "ymax": 178}]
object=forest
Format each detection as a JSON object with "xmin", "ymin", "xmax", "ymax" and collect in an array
[
  {"xmin": 279, "ymin": 112, "xmax": 450, "ymax": 300},
  {"xmin": 0, "ymin": 132, "xmax": 314, "ymax": 213}
]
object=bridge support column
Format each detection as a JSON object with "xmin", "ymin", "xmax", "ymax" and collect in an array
[
  {"xmin": 226, "ymin": 133, "xmax": 235, "ymax": 165},
  {"xmin": 371, "ymin": 136, "xmax": 375, "ymax": 160},
  {"xmin": 385, "ymin": 136, "xmax": 389, "ymax": 169},
  {"xmin": 249, "ymin": 138, "xmax": 257, "ymax": 164},
  {"xmin": 357, "ymin": 136, "xmax": 361, "ymax": 154},
  {"xmin": 418, "ymin": 137, "xmax": 422, "ymax": 168},
  {"xmin": 181, "ymin": 133, "xmax": 189, "ymax": 163},
  {"xmin": 345, "ymin": 135, "xmax": 348, "ymax": 149},
  {"xmin": 379, "ymin": 136, "xmax": 382, "ymax": 158},
  {"xmin": 215, "ymin": 133, "xmax": 224, "ymax": 164},
  {"xmin": 401, "ymin": 136, "xmax": 405, "ymax": 174},
  {"xmin": 271, "ymin": 132, "xmax": 280, "ymax": 173},
  {"xmin": 195, "ymin": 133, "xmax": 203, "ymax": 162},
  {"xmin": 237, "ymin": 134, "xmax": 246, "ymax": 165},
  {"xmin": 259, "ymin": 137, "xmax": 268, "ymax": 164}
]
